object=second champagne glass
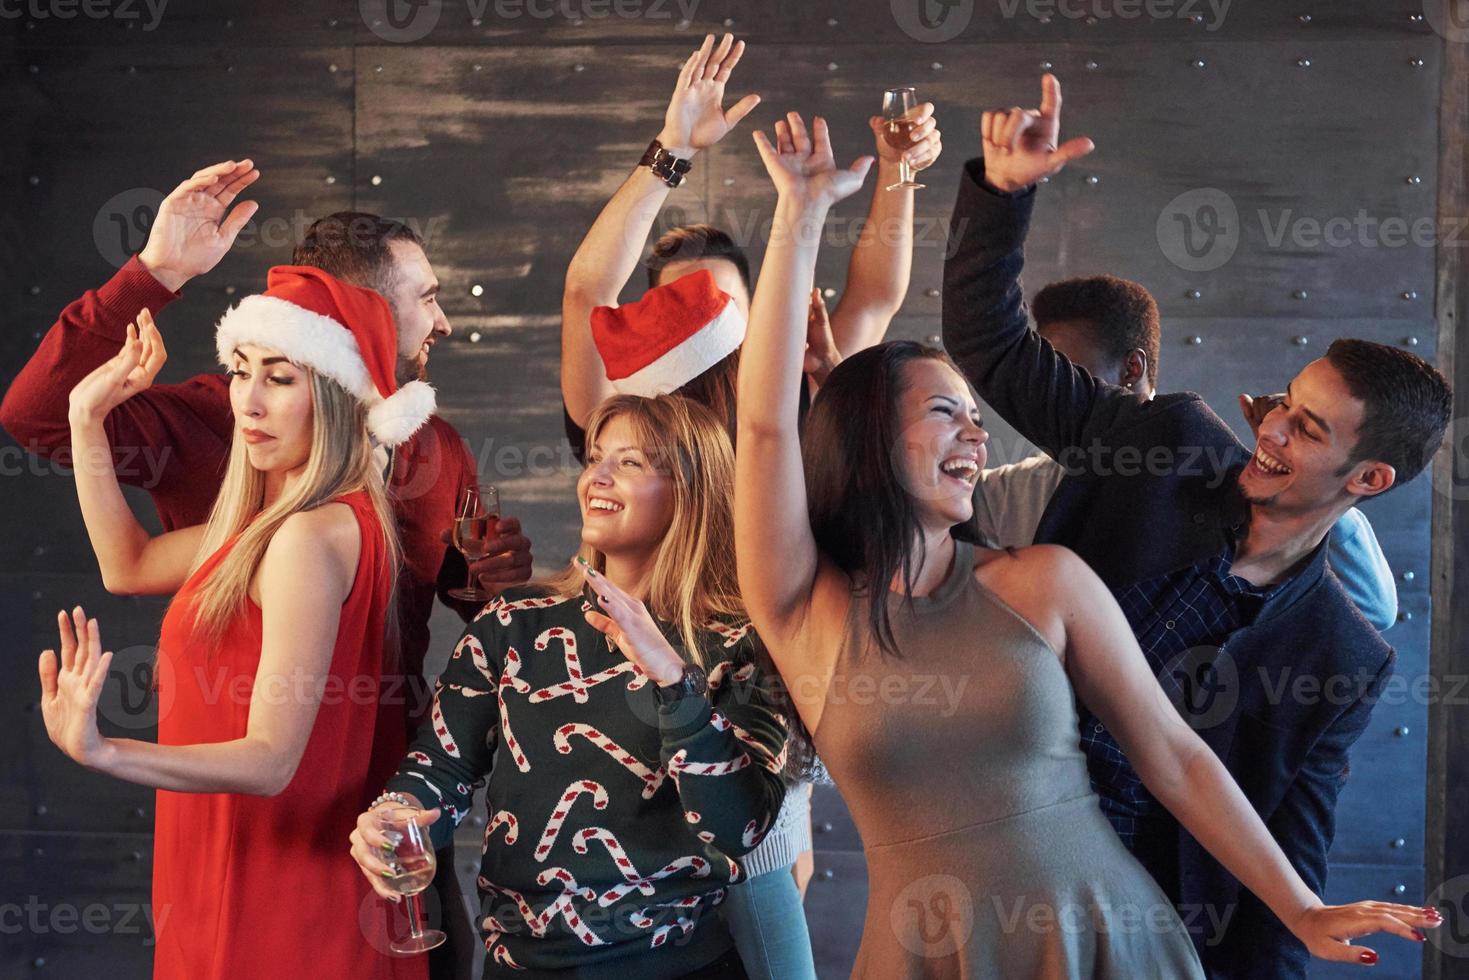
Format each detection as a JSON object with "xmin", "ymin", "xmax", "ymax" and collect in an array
[
  {"xmin": 379, "ymin": 807, "xmax": 447, "ymax": 955},
  {"xmin": 447, "ymin": 484, "xmax": 500, "ymax": 602},
  {"xmin": 882, "ymin": 86, "xmax": 926, "ymax": 192}
]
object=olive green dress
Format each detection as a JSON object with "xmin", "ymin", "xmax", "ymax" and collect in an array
[{"xmin": 813, "ymin": 539, "xmax": 1205, "ymax": 979}]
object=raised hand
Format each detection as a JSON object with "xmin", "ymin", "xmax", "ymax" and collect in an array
[
  {"xmin": 1238, "ymin": 392, "xmax": 1285, "ymax": 438},
  {"xmin": 803, "ymin": 287, "xmax": 840, "ymax": 385},
  {"xmin": 38, "ymin": 606, "xmax": 114, "ymax": 768},
  {"xmin": 577, "ymin": 559, "xmax": 687, "ymax": 686},
  {"xmin": 137, "ymin": 160, "xmax": 260, "ymax": 292},
  {"xmin": 658, "ymin": 33, "xmax": 761, "ymax": 157},
  {"xmin": 870, "ymin": 101, "xmax": 943, "ymax": 172},
  {"xmin": 982, "ymin": 74, "xmax": 1095, "ymax": 193},
  {"xmin": 67, "ymin": 310, "xmax": 168, "ymax": 425},
  {"xmin": 752, "ymin": 112, "xmax": 874, "ymax": 210},
  {"xmin": 1288, "ymin": 900, "xmax": 1440, "ymax": 966}
]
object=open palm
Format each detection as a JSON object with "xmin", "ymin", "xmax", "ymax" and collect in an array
[
  {"xmin": 753, "ymin": 112, "xmax": 873, "ymax": 210},
  {"xmin": 662, "ymin": 33, "xmax": 760, "ymax": 153},
  {"xmin": 38, "ymin": 606, "xmax": 113, "ymax": 767},
  {"xmin": 137, "ymin": 160, "xmax": 260, "ymax": 287}
]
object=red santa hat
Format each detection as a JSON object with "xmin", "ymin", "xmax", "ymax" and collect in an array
[
  {"xmin": 214, "ymin": 265, "xmax": 435, "ymax": 447},
  {"xmin": 590, "ymin": 269, "xmax": 746, "ymax": 395}
]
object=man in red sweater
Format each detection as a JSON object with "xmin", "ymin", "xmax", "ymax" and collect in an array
[{"xmin": 0, "ymin": 159, "xmax": 532, "ymax": 980}]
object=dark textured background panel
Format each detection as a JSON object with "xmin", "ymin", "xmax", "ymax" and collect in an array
[{"xmin": 0, "ymin": 3, "xmax": 1455, "ymax": 978}]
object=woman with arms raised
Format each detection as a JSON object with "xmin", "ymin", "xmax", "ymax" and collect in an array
[
  {"xmin": 39, "ymin": 268, "xmax": 431, "ymax": 979},
  {"xmin": 732, "ymin": 111, "xmax": 1438, "ymax": 977}
]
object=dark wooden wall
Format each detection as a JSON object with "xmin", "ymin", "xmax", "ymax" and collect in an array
[{"xmin": 1, "ymin": 2, "xmax": 1463, "ymax": 977}]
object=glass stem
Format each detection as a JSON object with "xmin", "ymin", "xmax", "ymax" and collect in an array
[
  {"xmin": 901, "ymin": 159, "xmax": 914, "ymax": 186},
  {"xmin": 405, "ymin": 893, "xmax": 425, "ymax": 940}
]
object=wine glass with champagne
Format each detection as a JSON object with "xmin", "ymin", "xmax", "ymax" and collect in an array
[
  {"xmin": 881, "ymin": 86, "xmax": 926, "ymax": 191},
  {"xmin": 447, "ymin": 483, "xmax": 500, "ymax": 602},
  {"xmin": 380, "ymin": 807, "xmax": 447, "ymax": 954}
]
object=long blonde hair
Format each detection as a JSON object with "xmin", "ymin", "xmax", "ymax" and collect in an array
[
  {"xmin": 184, "ymin": 368, "xmax": 402, "ymax": 657},
  {"xmin": 542, "ymin": 394, "xmax": 743, "ymax": 667}
]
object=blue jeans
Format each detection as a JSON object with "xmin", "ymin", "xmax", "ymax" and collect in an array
[{"xmin": 721, "ymin": 863, "xmax": 816, "ymax": 980}]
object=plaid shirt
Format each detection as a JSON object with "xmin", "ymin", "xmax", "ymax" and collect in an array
[{"xmin": 1079, "ymin": 531, "xmax": 1280, "ymax": 851}]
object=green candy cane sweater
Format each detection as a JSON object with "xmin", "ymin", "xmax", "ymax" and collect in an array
[{"xmin": 385, "ymin": 586, "xmax": 788, "ymax": 978}]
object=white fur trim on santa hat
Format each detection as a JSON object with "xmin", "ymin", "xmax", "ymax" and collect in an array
[
  {"xmin": 215, "ymin": 294, "xmax": 377, "ymax": 401},
  {"xmin": 609, "ymin": 300, "xmax": 746, "ymax": 396},
  {"xmin": 368, "ymin": 379, "xmax": 437, "ymax": 447}
]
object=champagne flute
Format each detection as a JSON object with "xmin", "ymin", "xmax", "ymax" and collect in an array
[
  {"xmin": 380, "ymin": 807, "xmax": 447, "ymax": 954},
  {"xmin": 447, "ymin": 484, "xmax": 500, "ymax": 602},
  {"xmin": 882, "ymin": 87, "xmax": 926, "ymax": 191}
]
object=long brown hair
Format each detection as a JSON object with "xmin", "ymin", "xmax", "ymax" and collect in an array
[{"xmin": 802, "ymin": 341, "xmax": 961, "ymax": 659}]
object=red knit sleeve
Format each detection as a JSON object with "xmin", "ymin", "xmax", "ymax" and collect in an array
[{"xmin": 0, "ymin": 256, "xmax": 234, "ymax": 528}]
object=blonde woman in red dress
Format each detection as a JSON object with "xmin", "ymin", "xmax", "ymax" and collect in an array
[{"xmin": 37, "ymin": 267, "xmax": 435, "ymax": 980}]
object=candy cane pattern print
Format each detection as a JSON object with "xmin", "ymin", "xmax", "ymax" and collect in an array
[
  {"xmin": 407, "ymin": 751, "xmax": 433, "ymax": 767},
  {"xmin": 594, "ymin": 854, "xmax": 711, "ymax": 907},
  {"xmin": 705, "ymin": 659, "xmax": 756, "ymax": 690},
  {"xmin": 498, "ymin": 646, "xmax": 533, "ymax": 772},
  {"xmin": 531, "ymin": 659, "xmax": 647, "ymax": 704},
  {"xmin": 452, "ymin": 631, "xmax": 494, "ymax": 683},
  {"xmin": 710, "ymin": 710, "xmax": 786, "ymax": 773},
  {"xmin": 478, "ymin": 593, "xmax": 570, "ymax": 625},
  {"xmin": 483, "ymin": 809, "xmax": 519, "ymax": 849},
  {"xmin": 553, "ymin": 723, "xmax": 668, "ymax": 799},
  {"xmin": 666, "ymin": 747, "xmax": 752, "ymax": 778},
  {"xmin": 702, "ymin": 619, "xmax": 753, "ymax": 648},
  {"xmin": 534, "ymin": 779, "xmax": 609, "ymax": 861},
  {"xmin": 485, "ymin": 934, "xmax": 525, "ymax": 971},
  {"xmin": 480, "ymin": 871, "xmax": 606, "ymax": 946},
  {"xmin": 429, "ymin": 693, "xmax": 459, "ymax": 758}
]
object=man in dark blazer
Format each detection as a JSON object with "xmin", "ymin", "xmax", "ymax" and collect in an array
[{"xmin": 942, "ymin": 75, "xmax": 1453, "ymax": 978}]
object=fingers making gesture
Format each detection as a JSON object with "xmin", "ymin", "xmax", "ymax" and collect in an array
[
  {"xmin": 577, "ymin": 558, "xmax": 688, "ymax": 686},
  {"xmin": 752, "ymin": 111, "xmax": 874, "ymax": 210},
  {"xmin": 982, "ymin": 74, "xmax": 1095, "ymax": 193}
]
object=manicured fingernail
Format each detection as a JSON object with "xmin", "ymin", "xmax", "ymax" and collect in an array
[
  {"xmin": 575, "ymin": 556, "xmax": 588, "ymax": 566},
  {"xmin": 1359, "ymin": 951, "xmax": 1378, "ymax": 964},
  {"xmin": 1414, "ymin": 929, "xmax": 1427, "ymax": 941}
]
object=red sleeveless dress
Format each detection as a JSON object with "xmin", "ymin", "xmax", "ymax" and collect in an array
[{"xmin": 151, "ymin": 490, "xmax": 427, "ymax": 980}]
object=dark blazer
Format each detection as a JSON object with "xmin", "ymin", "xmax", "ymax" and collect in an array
[{"xmin": 942, "ymin": 157, "xmax": 1394, "ymax": 979}]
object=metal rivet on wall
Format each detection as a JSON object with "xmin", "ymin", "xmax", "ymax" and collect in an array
[
  {"xmin": 823, "ymin": 288, "xmax": 837, "ymax": 299},
  {"xmin": 224, "ymin": 285, "xmax": 237, "ymax": 296},
  {"xmin": 327, "ymin": 17, "xmax": 338, "ymax": 27},
  {"xmin": 1185, "ymin": 289, "xmax": 1202, "ymax": 300},
  {"xmin": 1085, "ymin": 60, "xmax": 1100, "ymax": 71},
  {"xmin": 472, "ymin": 814, "xmax": 487, "ymax": 827},
  {"xmin": 820, "ymin": 822, "xmax": 834, "ymax": 833},
  {"xmin": 471, "ymin": 17, "xmax": 482, "ymax": 26},
  {"xmin": 328, "ymin": 63, "xmax": 338, "ymax": 73},
  {"xmin": 1403, "ymin": 336, "xmax": 1420, "ymax": 346},
  {"xmin": 931, "ymin": 62, "xmax": 943, "ymax": 71},
  {"xmin": 1410, "ymin": 58, "xmax": 1425, "ymax": 68},
  {"xmin": 1085, "ymin": 175, "xmax": 1099, "ymax": 185},
  {"xmin": 374, "ymin": 65, "xmax": 384, "ymax": 73},
  {"xmin": 33, "ymin": 545, "xmax": 45, "ymax": 557},
  {"xmin": 469, "ymin": 331, "xmax": 483, "ymax": 343},
  {"xmin": 1295, "ymin": 58, "xmax": 1311, "ymax": 68},
  {"xmin": 1038, "ymin": 175, "xmax": 1050, "ymax": 184},
  {"xmin": 722, "ymin": 17, "xmax": 734, "ymax": 27},
  {"xmin": 1189, "ymin": 12, "xmax": 1204, "ymax": 23},
  {"xmin": 470, "ymin": 284, "xmax": 484, "ymax": 297},
  {"xmin": 926, "ymin": 335, "xmax": 942, "ymax": 346},
  {"xmin": 1395, "ymin": 726, "xmax": 1410, "ymax": 737},
  {"xmin": 1191, "ymin": 58, "xmax": 1205, "ymax": 69},
  {"xmin": 28, "ymin": 64, "xmax": 38, "ymax": 74},
  {"xmin": 1406, "ymin": 175, "xmax": 1422, "ymax": 185},
  {"xmin": 1392, "ymin": 838, "xmax": 1407, "ymax": 848},
  {"xmin": 1398, "ymin": 610, "xmax": 1412, "ymax": 622},
  {"xmin": 821, "ymin": 869, "xmax": 834, "ymax": 880},
  {"xmin": 1186, "ymin": 336, "xmax": 1202, "ymax": 346},
  {"xmin": 722, "ymin": 177, "xmax": 735, "ymax": 186},
  {"xmin": 371, "ymin": 175, "xmax": 383, "ymax": 186},
  {"xmin": 924, "ymin": 288, "xmax": 940, "ymax": 298},
  {"xmin": 1409, "ymin": 12, "xmax": 1424, "ymax": 23},
  {"xmin": 574, "ymin": 64, "xmax": 585, "ymax": 72},
  {"xmin": 1039, "ymin": 60, "xmax": 1053, "ymax": 71},
  {"xmin": 28, "ymin": 175, "xmax": 39, "ymax": 186},
  {"xmin": 1292, "ymin": 289, "xmax": 1308, "ymax": 300},
  {"xmin": 473, "ymin": 64, "xmax": 482, "ymax": 72},
  {"xmin": 32, "ymin": 958, "xmax": 44, "ymax": 968},
  {"xmin": 1038, "ymin": 15, "xmax": 1051, "ymax": 24},
  {"xmin": 1402, "ymin": 290, "xmax": 1418, "ymax": 301},
  {"xmin": 127, "ymin": 65, "xmax": 137, "ymax": 74},
  {"xmin": 827, "ymin": 62, "xmax": 839, "ymax": 71},
  {"xmin": 35, "ymin": 804, "xmax": 47, "ymax": 816},
  {"xmin": 29, "ymin": 285, "xmax": 40, "ymax": 296},
  {"xmin": 324, "ymin": 175, "xmax": 336, "ymax": 185},
  {"xmin": 826, "ymin": 17, "xmax": 838, "ymax": 26},
  {"xmin": 1394, "ymin": 883, "xmax": 1408, "ymax": 895},
  {"xmin": 1292, "ymin": 336, "xmax": 1308, "ymax": 347},
  {"xmin": 1297, "ymin": 13, "xmax": 1312, "ymax": 24},
  {"xmin": 1402, "ymin": 570, "xmax": 1415, "ymax": 582}
]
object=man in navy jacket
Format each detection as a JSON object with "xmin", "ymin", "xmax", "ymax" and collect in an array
[{"xmin": 943, "ymin": 76, "xmax": 1453, "ymax": 977}]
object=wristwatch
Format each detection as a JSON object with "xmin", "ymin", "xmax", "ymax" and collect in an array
[
  {"xmin": 640, "ymin": 138, "xmax": 693, "ymax": 188},
  {"xmin": 653, "ymin": 661, "xmax": 708, "ymax": 706}
]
